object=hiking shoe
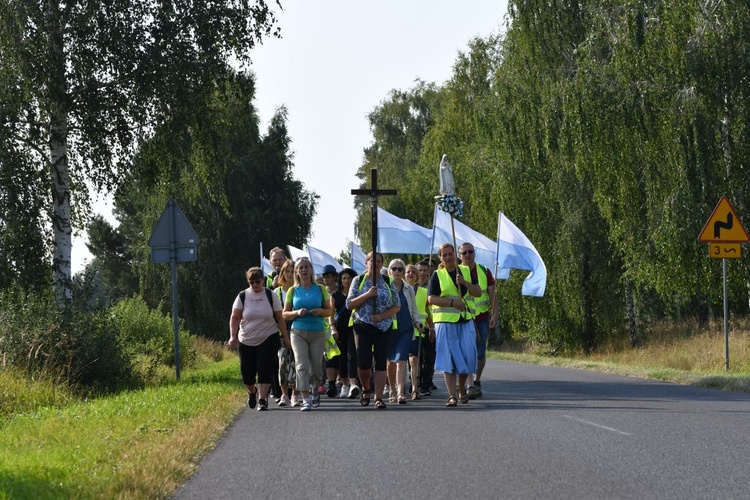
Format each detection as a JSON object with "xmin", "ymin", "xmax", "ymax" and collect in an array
[
  {"xmin": 348, "ymin": 385, "xmax": 361, "ymax": 399},
  {"xmin": 312, "ymin": 392, "xmax": 321, "ymax": 408},
  {"xmin": 473, "ymin": 382, "xmax": 482, "ymax": 399},
  {"xmin": 300, "ymin": 398, "xmax": 312, "ymax": 411},
  {"xmin": 339, "ymin": 385, "xmax": 350, "ymax": 398},
  {"xmin": 327, "ymin": 382, "xmax": 338, "ymax": 398},
  {"xmin": 257, "ymin": 398, "xmax": 268, "ymax": 411},
  {"xmin": 247, "ymin": 390, "xmax": 257, "ymax": 409},
  {"xmin": 467, "ymin": 385, "xmax": 479, "ymax": 400},
  {"xmin": 278, "ymin": 394, "xmax": 290, "ymax": 407}
]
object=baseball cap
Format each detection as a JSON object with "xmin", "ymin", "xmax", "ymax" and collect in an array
[{"xmin": 322, "ymin": 264, "xmax": 338, "ymax": 275}]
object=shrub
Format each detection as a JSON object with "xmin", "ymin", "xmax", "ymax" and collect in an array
[
  {"xmin": 0, "ymin": 287, "xmax": 138, "ymax": 394},
  {"xmin": 110, "ymin": 296, "xmax": 195, "ymax": 378}
]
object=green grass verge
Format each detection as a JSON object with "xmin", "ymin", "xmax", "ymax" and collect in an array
[{"xmin": 0, "ymin": 358, "xmax": 244, "ymax": 499}]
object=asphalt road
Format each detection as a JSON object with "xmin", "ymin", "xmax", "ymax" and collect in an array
[{"xmin": 174, "ymin": 360, "xmax": 750, "ymax": 499}]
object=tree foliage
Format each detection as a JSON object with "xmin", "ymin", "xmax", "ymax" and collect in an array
[
  {"xmin": 0, "ymin": 0, "xmax": 280, "ymax": 302},
  {"xmin": 87, "ymin": 70, "xmax": 317, "ymax": 339},
  {"xmin": 355, "ymin": 0, "xmax": 750, "ymax": 353}
]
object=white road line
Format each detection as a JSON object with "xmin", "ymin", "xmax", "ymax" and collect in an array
[{"xmin": 562, "ymin": 415, "xmax": 633, "ymax": 436}]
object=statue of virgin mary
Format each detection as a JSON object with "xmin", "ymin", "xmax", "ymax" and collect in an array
[{"xmin": 439, "ymin": 154, "xmax": 455, "ymax": 196}]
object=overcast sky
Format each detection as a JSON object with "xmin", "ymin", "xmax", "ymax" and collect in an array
[{"xmin": 73, "ymin": 1, "xmax": 507, "ymax": 274}]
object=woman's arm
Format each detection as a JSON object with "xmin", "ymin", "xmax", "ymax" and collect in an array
[{"xmin": 228, "ymin": 308, "xmax": 242, "ymax": 349}]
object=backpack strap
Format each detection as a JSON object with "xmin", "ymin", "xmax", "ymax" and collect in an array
[{"xmin": 239, "ymin": 289, "xmax": 275, "ymax": 311}]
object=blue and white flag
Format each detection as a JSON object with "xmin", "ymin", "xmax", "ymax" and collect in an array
[
  {"xmin": 433, "ymin": 205, "xmax": 498, "ymax": 271},
  {"xmin": 307, "ymin": 244, "xmax": 344, "ymax": 274},
  {"xmin": 376, "ymin": 207, "xmax": 434, "ymax": 254},
  {"xmin": 259, "ymin": 242, "xmax": 273, "ymax": 275},
  {"xmin": 287, "ymin": 244, "xmax": 309, "ymax": 264},
  {"xmin": 496, "ymin": 211, "xmax": 547, "ymax": 297},
  {"xmin": 350, "ymin": 242, "xmax": 367, "ymax": 274},
  {"xmin": 261, "ymin": 257, "xmax": 274, "ymax": 276}
]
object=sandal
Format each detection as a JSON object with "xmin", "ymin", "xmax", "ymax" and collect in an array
[
  {"xmin": 445, "ymin": 396, "xmax": 458, "ymax": 407},
  {"xmin": 398, "ymin": 394, "xmax": 407, "ymax": 405},
  {"xmin": 360, "ymin": 391, "xmax": 370, "ymax": 406},
  {"xmin": 411, "ymin": 391, "xmax": 420, "ymax": 401},
  {"xmin": 374, "ymin": 399, "xmax": 387, "ymax": 409},
  {"xmin": 459, "ymin": 393, "xmax": 469, "ymax": 405}
]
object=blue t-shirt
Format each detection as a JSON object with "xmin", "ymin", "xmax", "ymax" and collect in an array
[{"xmin": 286, "ymin": 284, "xmax": 328, "ymax": 332}]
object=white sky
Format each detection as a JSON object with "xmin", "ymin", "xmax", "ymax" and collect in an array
[{"xmin": 73, "ymin": 0, "xmax": 507, "ymax": 274}]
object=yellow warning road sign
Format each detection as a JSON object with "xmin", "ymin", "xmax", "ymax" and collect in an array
[
  {"xmin": 698, "ymin": 197, "xmax": 749, "ymax": 242},
  {"xmin": 709, "ymin": 243, "xmax": 742, "ymax": 259}
]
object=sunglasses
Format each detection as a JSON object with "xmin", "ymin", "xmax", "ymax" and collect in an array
[
  {"xmin": 249, "ymin": 278, "xmax": 264, "ymax": 285},
  {"xmin": 390, "ymin": 266, "xmax": 404, "ymax": 272},
  {"xmin": 460, "ymin": 249, "xmax": 475, "ymax": 255}
]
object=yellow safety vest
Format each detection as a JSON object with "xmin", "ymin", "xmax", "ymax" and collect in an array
[
  {"xmin": 465, "ymin": 264, "xmax": 490, "ymax": 316},
  {"xmin": 413, "ymin": 286, "xmax": 429, "ymax": 338},
  {"xmin": 431, "ymin": 266, "xmax": 473, "ymax": 323}
]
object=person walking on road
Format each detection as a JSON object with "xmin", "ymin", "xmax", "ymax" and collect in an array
[
  {"xmin": 282, "ymin": 257, "xmax": 332, "ymax": 411},
  {"xmin": 331, "ymin": 267, "xmax": 361, "ymax": 399},
  {"xmin": 457, "ymin": 242, "xmax": 498, "ymax": 399},
  {"xmin": 228, "ymin": 267, "xmax": 290, "ymax": 411},
  {"xmin": 386, "ymin": 259, "xmax": 421, "ymax": 404},
  {"xmin": 427, "ymin": 244, "xmax": 481, "ymax": 407},
  {"xmin": 274, "ymin": 259, "xmax": 299, "ymax": 407},
  {"xmin": 346, "ymin": 251, "xmax": 400, "ymax": 410}
]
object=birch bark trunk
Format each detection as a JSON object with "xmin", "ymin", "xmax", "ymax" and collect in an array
[{"xmin": 47, "ymin": 0, "xmax": 72, "ymax": 303}]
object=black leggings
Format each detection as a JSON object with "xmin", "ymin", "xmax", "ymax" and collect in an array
[
  {"xmin": 353, "ymin": 322, "xmax": 388, "ymax": 371},
  {"xmin": 238, "ymin": 334, "xmax": 279, "ymax": 386}
]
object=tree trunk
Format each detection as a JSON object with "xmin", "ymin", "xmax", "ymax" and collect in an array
[
  {"xmin": 47, "ymin": 0, "xmax": 72, "ymax": 304},
  {"xmin": 582, "ymin": 253, "xmax": 595, "ymax": 354},
  {"xmin": 625, "ymin": 277, "xmax": 639, "ymax": 347}
]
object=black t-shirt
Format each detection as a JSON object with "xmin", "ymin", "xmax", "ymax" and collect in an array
[{"xmin": 333, "ymin": 289, "xmax": 353, "ymax": 332}]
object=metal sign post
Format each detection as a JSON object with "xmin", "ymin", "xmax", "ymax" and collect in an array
[
  {"xmin": 698, "ymin": 197, "xmax": 749, "ymax": 371},
  {"xmin": 148, "ymin": 199, "xmax": 199, "ymax": 380}
]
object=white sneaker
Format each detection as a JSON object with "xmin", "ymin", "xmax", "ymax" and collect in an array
[
  {"xmin": 278, "ymin": 394, "xmax": 290, "ymax": 407},
  {"xmin": 348, "ymin": 384, "xmax": 361, "ymax": 399},
  {"xmin": 291, "ymin": 393, "xmax": 300, "ymax": 407},
  {"xmin": 300, "ymin": 397, "xmax": 312, "ymax": 412},
  {"xmin": 339, "ymin": 385, "xmax": 350, "ymax": 398}
]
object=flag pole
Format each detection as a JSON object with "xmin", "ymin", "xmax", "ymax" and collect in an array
[{"xmin": 429, "ymin": 203, "xmax": 438, "ymax": 269}]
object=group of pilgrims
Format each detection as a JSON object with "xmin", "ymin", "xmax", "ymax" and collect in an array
[{"xmin": 228, "ymin": 241, "xmax": 498, "ymax": 411}]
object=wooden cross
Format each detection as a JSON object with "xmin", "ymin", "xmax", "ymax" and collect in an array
[{"xmin": 351, "ymin": 168, "xmax": 397, "ymax": 283}]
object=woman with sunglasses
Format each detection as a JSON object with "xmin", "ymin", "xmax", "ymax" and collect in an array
[
  {"xmin": 427, "ymin": 243, "xmax": 481, "ymax": 406},
  {"xmin": 386, "ymin": 259, "xmax": 421, "ymax": 404},
  {"xmin": 282, "ymin": 258, "xmax": 332, "ymax": 411},
  {"xmin": 228, "ymin": 267, "xmax": 290, "ymax": 411},
  {"xmin": 346, "ymin": 251, "xmax": 400, "ymax": 409}
]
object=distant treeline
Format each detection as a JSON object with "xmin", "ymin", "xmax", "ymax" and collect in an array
[{"xmin": 354, "ymin": 0, "xmax": 750, "ymax": 352}]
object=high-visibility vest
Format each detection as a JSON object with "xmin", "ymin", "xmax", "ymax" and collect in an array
[
  {"xmin": 413, "ymin": 286, "xmax": 429, "ymax": 338},
  {"xmin": 431, "ymin": 266, "xmax": 473, "ymax": 322},
  {"xmin": 465, "ymin": 264, "xmax": 490, "ymax": 316},
  {"xmin": 348, "ymin": 275, "xmax": 397, "ymax": 330}
]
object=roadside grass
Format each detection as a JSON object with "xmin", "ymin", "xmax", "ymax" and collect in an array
[
  {"xmin": 3, "ymin": 322, "xmax": 750, "ymax": 499},
  {"xmin": 0, "ymin": 351, "xmax": 244, "ymax": 499},
  {"xmin": 490, "ymin": 320, "xmax": 750, "ymax": 392}
]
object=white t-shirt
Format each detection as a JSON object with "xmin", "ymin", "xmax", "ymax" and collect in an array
[{"xmin": 232, "ymin": 288, "xmax": 282, "ymax": 346}]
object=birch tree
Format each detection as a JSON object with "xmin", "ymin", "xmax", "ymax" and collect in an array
[{"xmin": 0, "ymin": 0, "xmax": 279, "ymax": 303}]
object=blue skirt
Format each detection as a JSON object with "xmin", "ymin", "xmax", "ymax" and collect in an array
[
  {"xmin": 387, "ymin": 327, "xmax": 413, "ymax": 362},
  {"xmin": 434, "ymin": 321, "xmax": 477, "ymax": 375}
]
